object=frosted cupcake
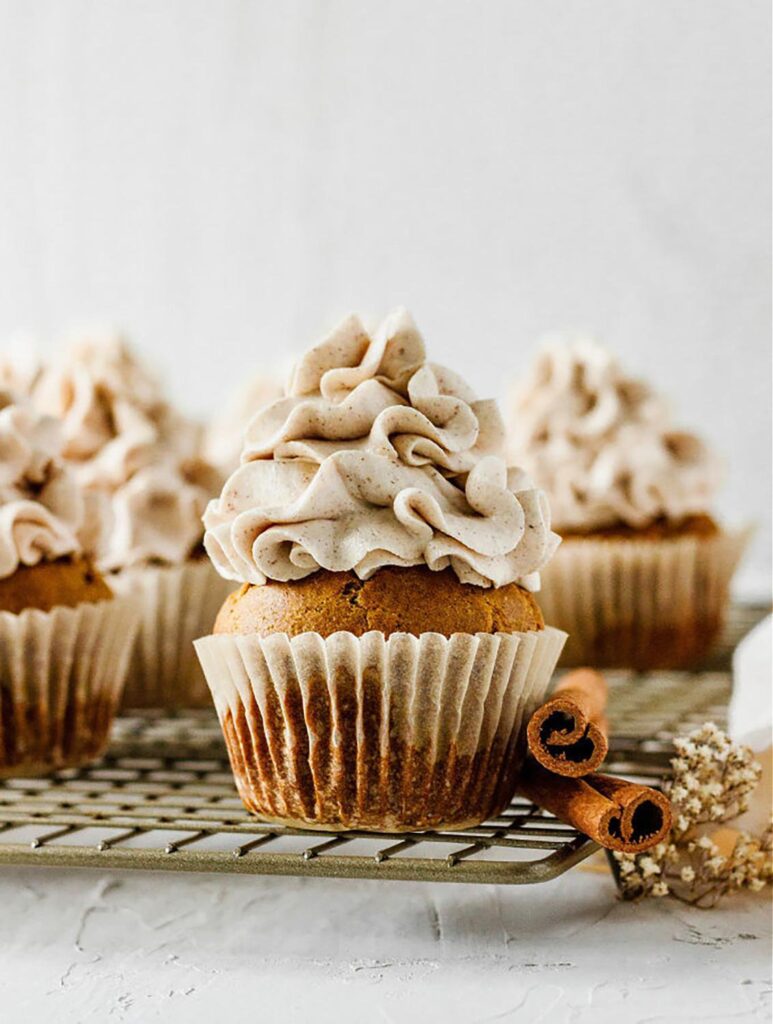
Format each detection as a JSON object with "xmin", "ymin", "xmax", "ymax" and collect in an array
[
  {"xmin": 0, "ymin": 395, "xmax": 138, "ymax": 775},
  {"xmin": 195, "ymin": 310, "xmax": 565, "ymax": 832},
  {"xmin": 33, "ymin": 336, "xmax": 230, "ymax": 708},
  {"xmin": 508, "ymin": 337, "xmax": 749, "ymax": 669}
]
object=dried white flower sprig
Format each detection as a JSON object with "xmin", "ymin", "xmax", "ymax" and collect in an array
[{"xmin": 613, "ymin": 723, "xmax": 772, "ymax": 906}]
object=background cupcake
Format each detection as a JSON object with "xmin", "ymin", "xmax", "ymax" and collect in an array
[
  {"xmin": 33, "ymin": 335, "xmax": 230, "ymax": 708},
  {"xmin": 196, "ymin": 309, "xmax": 565, "ymax": 832},
  {"xmin": 204, "ymin": 369, "xmax": 284, "ymax": 477},
  {"xmin": 0, "ymin": 393, "xmax": 137, "ymax": 775},
  {"xmin": 508, "ymin": 336, "xmax": 750, "ymax": 669}
]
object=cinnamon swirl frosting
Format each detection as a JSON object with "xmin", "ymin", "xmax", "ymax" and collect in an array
[{"xmin": 204, "ymin": 310, "xmax": 559, "ymax": 590}]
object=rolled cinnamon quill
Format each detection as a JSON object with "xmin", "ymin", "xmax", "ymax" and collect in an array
[
  {"xmin": 519, "ymin": 759, "xmax": 673, "ymax": 854},
  {"xmin": 526, "ymin": 668, "xmax": 608, "ymax": 777}
]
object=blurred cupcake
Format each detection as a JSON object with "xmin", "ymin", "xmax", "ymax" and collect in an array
[
  {"xmin": 0, "ymin": 395, "xmax": 138, "ymax": 776},
  {"xmin": 204, "ymin": 370, "xmax": 283, "ymax": 477},
  {"xmin": 34, "ymin": 335, "xmax": 230, "ymax": 708},
  {"xmin": 508, "ymin": 336, "xmax": 750, "ymax": 669},
  {"xmin": 195, "ymin": 310, "xmax": 565, "ymax": 832}
]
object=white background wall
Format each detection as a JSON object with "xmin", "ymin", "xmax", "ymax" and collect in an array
[{"xmin": 0, "ymin": 0, "xmax": 769, "ymax": 593}]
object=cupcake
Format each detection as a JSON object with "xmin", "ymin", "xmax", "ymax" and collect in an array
[
  {"xmin": 0, "ymin": 394, "xmax": 138, "ymax": 776},
  {"xmin": 33, "ymin": 335, "xmax": 231, "ymax": 708},
  {"xmin": 508, "ymin": 336, "xmax": 750, "ymax": 669},
  {"xmin": 195, "ymin": 310, "xmax": 565, "ymax": 832}
]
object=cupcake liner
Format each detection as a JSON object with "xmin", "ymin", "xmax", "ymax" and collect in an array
[
  {"xmin": 537, "ymin": 526, "xmax": 751, "ymax": 669},
  {"xmin": 0, "ymin": 596, "xmax": 139, "ymax": 777},
  {"xmin": 194, "ymin": 626, "xmax": 566, "ymax": 832},
  {"xmin": 110, "ymin": 560, "xmax": 233, "ymax": 709}
]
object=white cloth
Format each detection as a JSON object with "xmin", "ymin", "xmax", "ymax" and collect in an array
[{"xmin": 730, "ymin": 615, "xmax": 772, "ymax": 833}]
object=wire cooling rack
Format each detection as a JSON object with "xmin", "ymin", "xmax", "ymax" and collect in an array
[{"xmin": 0, "ymin": 604, "xmax": 766, "ymax": 885}]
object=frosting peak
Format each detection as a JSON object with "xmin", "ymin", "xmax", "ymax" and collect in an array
[
  {"xmin": 508, "ymin": 336, "xmax": 721, "ymax": 532},
  {"xmin": 204, "ymin": 310, "xmax": 559, "ymax": 590},
  {"xmin": 0, "ymin": 399, "xmax": 84, "ymax": 579}
]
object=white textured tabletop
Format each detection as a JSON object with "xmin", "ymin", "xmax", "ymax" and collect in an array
[{"xmin": 1, "ymin": 861, "xmax": 769, "ymax": 1023}]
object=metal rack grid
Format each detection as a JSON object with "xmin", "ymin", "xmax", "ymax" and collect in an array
[{"xmin": 0, "ymin": 604, "xmax": 766, "ymax": 885}]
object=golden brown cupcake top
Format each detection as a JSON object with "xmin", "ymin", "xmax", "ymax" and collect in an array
[
  {"xmin": 560, "ymin": 512, "xmax": 720, "ymax": 543},
  {"xmin": 214, "ymin": 566, "xmax": 544, "ymax": 638},
  {"xmin": 0, "ymin": 555, "xmax": 112, "ymax": 615}
]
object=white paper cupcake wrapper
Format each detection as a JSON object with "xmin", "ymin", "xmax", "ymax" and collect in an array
[
  {"xmin": 0, "ymin": 596, "xmax": 139, "ymax": 776},
  {"xmin": 194, "ymin": 626, "xmax": 566, "ymax": 832},
  {"xmin": 110, "ymin": 560, "xmax": 233, "ymax": 709},
  {"xmin": 537, "ymin": 526, "xmax": 751, "ymax": 668}
]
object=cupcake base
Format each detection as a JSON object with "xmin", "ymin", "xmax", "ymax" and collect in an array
[
  {"xmin": 0, "ymin": 750, "xmax": 108, "ymax": 781},
  {"xmin": 0, "ymin": 597, "xmax": 138, "ymax": 777},
  {"xmin": 538, "ymin": 526, "xmax": 751, "ymax": 669},
  {"xmin": 571, "ymin": 618, "xmax": 722, "ymax": 670},
  {"xmin": 110, "ymin": 560, "xmax": 233, "ymax": 709},
  {"xmin": 195, "ymin": 626, "xmax": 566, "ymax": 832},
  {"xmin": 0, "ymin": 697, "xmax": 116, "ymax": 779},
  {"xmin": 222, "ymin": 703, "xmax": 516, "ymax": 831}
]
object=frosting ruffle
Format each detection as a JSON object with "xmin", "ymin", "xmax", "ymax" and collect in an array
[
  {"xmin": 0, "ymin": 401, "xmax": 84, "ymax": 579},
  {"xmin": 204, "ymin": 310, "xmax": 559, "ymax": 590},
  {"xmin": 34, "ymin": 335, "xmax": 221, "ymax": 570},
  {"xmin": 508, "ymin": 336, "xmax": 721, "ymax": 531}
]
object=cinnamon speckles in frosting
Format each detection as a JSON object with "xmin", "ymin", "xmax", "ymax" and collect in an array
[
  {"xmin": 204, "ymin": 309, "xmax": 559, "ymax": 590},
  {"xmin": 0, "ymin": 398, "xmax": 85, "ymax": 579},
  {"xmin": 33, "ymin": 336, "xmax": 222, "ymax": 571},
  {"xmin": 508, "ymin": 336, "xmax": 721, "ymax": 532}
]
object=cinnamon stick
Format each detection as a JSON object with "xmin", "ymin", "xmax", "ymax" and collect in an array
[
  {"xmin": 526, "ymin": 668, "xmax": 609, "ymax": 777},
  {"xmin": 519, "ymin": 759, "xmax": 672, "ymax": 854}
]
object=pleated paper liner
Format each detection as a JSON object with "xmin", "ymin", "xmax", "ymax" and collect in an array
[
  {"xmin": 537, "ymin": 526, "xmax": 751, "ymax": 669},
  {"xmin": 110, "ymin": 559, "xmax": 233, "ymax": 709},
  {"xmin": 0, "ymin": 596, "xmax": 139, "ymax": 777},
  {"xmin": 195, "ymin": 626, "xmax": 566, "ymax": 832}
]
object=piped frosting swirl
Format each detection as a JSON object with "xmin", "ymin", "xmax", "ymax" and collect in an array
[
  {"xmin": 204, "ymin": 310, "xmax": 559, "ymax": 590},
  {"xmin": 34, "ymin": 335, "xmax": 221, "ymax": 570},
  {"xmin": 0, "ymin": 398, "xmax": 85, "ymax": 579},
  {"xmin": 508, "ymin": 336, "xmax": 721, "ymax": 532}
]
